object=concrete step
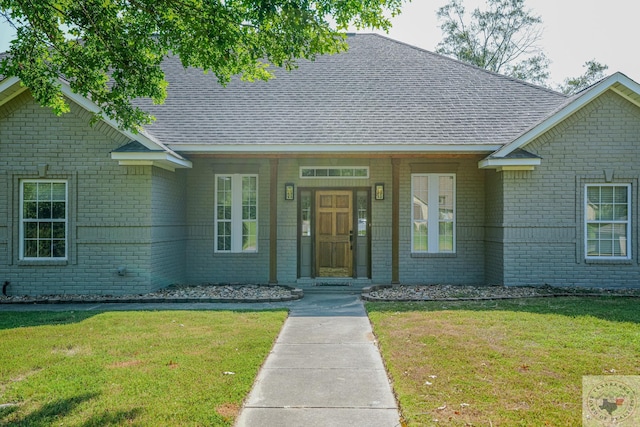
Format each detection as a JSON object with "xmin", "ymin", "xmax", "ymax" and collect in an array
[
  {"xmin": 302, "ymin": 285, "xmax": 363, "ymax": 295},
  {"xmin": 296, "ymin": 278, "xmax": 371, "ymax": 295}
]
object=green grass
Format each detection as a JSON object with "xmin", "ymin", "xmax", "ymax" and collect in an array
[
  {"xmin": 0, "ymin": 310, "xmax": 287, "ymax": 426},
  {"xmin": 367, "ymin": 297, "xmax": 640, "ymax": 426}
]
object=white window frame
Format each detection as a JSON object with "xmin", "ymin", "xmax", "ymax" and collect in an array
[
  {"xmin": 411, "ymin": 174, "xmax": 456, "ymax": 254},
  {"xmin": 584, "ymin": 183, "xmax": 631, "ymax": 260},
  {"xmin": 214, "ymin": 174, "xmax": 258, "ymax": 253},
  {"xmin": 20, "ymin": 179, "xmax": 68, "ymax": 260}
]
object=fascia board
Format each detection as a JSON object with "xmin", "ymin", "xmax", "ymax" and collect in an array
[
  {"xmin": 478, "ymin": 157, "xmax": 541, "ymax": 170},
  {"xmin": 169, "ymin": 143, "xmax": 503, "ymax": 154},
  {"xmin": 111, "ymin": 151, "xmax": 192, "ymax": 169},
  {"xmin": 0, "ymin": 77, "xmax": 25, "ymax": 108},
  {"xmin": 0, "ymin": 76, "xmax": 21, "ymax": 92}
]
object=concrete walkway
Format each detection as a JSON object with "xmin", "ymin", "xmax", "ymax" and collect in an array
[
  {"xmin": 235, "ymin": 293, "xmax": 402, "ymax": 426},
  {"xmin": 0, "ymin": 291, "xmax": 403, "ymax": 426}
]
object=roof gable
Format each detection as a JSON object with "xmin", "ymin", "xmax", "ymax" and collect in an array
[
  {"xmin": 483, "ymin": 72, "xmax": 640, "ymax": 166},
  {"xmin": 0, "ymin": 75, "xmax": 191, "ymax": 170}
]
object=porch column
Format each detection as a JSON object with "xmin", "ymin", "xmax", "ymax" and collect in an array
[
  {"xmin": 391, "ymin": 158, "xmax": 400, "ymax": 284},
  {"xmin": 269, "ymin": 158, "xmax": 278, "ymax": 284}
]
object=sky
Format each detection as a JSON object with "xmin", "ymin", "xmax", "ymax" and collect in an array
[
  {"xmin": 370, "ymin": 0, "xmax": 640, "ymax": 87},
  {"xmin": 0, "ymin": 0, "xmax": 638, "ymax": 88}
]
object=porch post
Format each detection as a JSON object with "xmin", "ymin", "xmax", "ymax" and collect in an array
[
  {"xmin": 391, "ymin": 158, "xmax": 400, "ymax": 284},
  {"xmin": 269, "ymin": 158, "xmax": 278, "ymax": 284}
]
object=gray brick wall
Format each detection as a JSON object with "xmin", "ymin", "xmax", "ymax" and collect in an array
[
  {"xmin": 0, "ymin": 92, "xmax": 157, "ymax": 295},
  {"xmin": 183, "ymin": 156, "xmax": 488, "ymax": 286},
  {"xmin": 370, "ymin": 158, "xmax": 393, "ymax": 283},
  {"xmin": 277, "ymin": 157, "xmax": 385, "ymax": 283},
  {"xmin": 499, "ymin": 91, "xmax": 640, "ymax": 288},
  {"xmin": 150, "ymin": 167, "xmax": 188, "ymax": 289},
  {"xmin": 397, "ymin": 158, "xmax": 486, "ymax": 285},
  {"xmin": 484, "ymin": 170, "xmax": 504, "ymax": 284},
  {"xmin": 184, "ymin": 158, "xmax": 271, "ymax": 284},
  {"xmin": 6, "ymin": 87, "xmax": 638, "ymax": 294}
]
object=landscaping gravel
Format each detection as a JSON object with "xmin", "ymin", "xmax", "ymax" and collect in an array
[
  {"xmin": 2, "ymin": 283, "xmax": 639, "ymax": 304},
  {"xmin": 0, "ymin": 284, "xmax": 301, "ymax": 304},
  {"xmin": 364, "ymin": 284, "xmax": 640, "ymax": 301}
]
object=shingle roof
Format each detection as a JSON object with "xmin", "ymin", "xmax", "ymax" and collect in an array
[{"xmin": 136, "ymin": 34, "xmax": 567, "ymax": 150}]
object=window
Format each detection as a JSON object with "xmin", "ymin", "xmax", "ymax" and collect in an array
[
  {"xmin": 20, "ymin": 180, "xmax": 67, "ymax": 259},
  {"xmin": 585, "ymin": 184, "xmax": 631, "ymax": 259},
  {"xmin": 301, "ymin": 191, "xmax": 311, "ymax": 237},
  {"xmin": 411, "ymin": 174, "xmax": 455, "ymax": 253},
  {"xmin": 357, "ymin": 192, "xmax": 368, "ymax": 237},
  {"xmin": 300, "ymin": 167, "xmax": 369, "ymax": 178},
  {"xmin": 215, "ymin": 175, "xmax": 258, "ymax": 253}
]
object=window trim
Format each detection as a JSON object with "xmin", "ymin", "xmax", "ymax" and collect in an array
[
  {"xmin": 584, "ymin": 183, "xmax": 631, "ymax": 260},
  {"xmin": 19, "ymin": 179, "xmax": 68, "ymax": 261},
  {"xmin": 411, "ymin": 173, "xmax": 456, "ymax": 254},
  {"xmin": 214, "ymin": 174, "xmax": 258, "ymax": 253}
]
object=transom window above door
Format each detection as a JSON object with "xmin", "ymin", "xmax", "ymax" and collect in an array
[{"xmin": 300, "ymin": 167, "xmax": 369, "ymax": 179}]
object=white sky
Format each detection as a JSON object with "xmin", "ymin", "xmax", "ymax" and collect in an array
[
  {"xmin": 371, "ymin": 0, "xmax": 640, "ymax": 86},
  {"xmin": 0, "ymin": 0, "xmax": 638, "ymax": 87}
]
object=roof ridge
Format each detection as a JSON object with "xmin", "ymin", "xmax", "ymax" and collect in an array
[{"xmin": 354, "ymin": 33, "xmax": 567, "ymax": 98}]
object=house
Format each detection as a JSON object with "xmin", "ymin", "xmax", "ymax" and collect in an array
[{"xmin": 2, "ymin": 34, "xmax": 640, "ymax": 296}]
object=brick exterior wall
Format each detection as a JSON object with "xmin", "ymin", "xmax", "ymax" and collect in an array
[
  {"xmin": 5, "ymin": 88, "xmax": 639, "ymax": 295},
  {"xmin": 150, "ymin": 167, "xmax": 188, "ymax": 289},
  {"xmin": 498, "ymin": 91, "xmax": 640, "ymax": 288},
  {"xmin": 397, "ymin": 158, "xmax": 486, "ymax": 285},
  {"xmin": 484, "ymin": 170, "xmax": 505, "ymax": 284},
  {"xmin": 0, "ymin": 92, "xmax": 157, "ymax": 295},
  {"xmin": 183, "ymin": 158, "xmax": 271, "ymax": 284}
]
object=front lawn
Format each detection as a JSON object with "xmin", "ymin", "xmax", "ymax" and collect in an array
[
  {"xmin": 0, "ymin": 310, "xmax": 287, "ymax": 426},
  {"xmin": 367, "ymin": 297, "xmax": 640, "ymax": 426}
]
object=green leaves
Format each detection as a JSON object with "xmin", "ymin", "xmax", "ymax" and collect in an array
[
  {"xmin": 0, "ymin": 0, "xmax": 405, "ymax": 132},
  {"xmin": 559, "ymin": 59, "xmax": 609, "ymax": 95}
]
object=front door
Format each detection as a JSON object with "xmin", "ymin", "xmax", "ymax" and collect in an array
[{"xmin": 316, "ymin": 190, "xmax": 352, "ymax": 277}]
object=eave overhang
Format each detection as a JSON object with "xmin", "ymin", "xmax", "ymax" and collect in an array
[
  {"xmin": 0, "ymin": 76, "xmax": 26, "ymax": 107},
  {"xmin": 169, "ymin": 143, "xmax": 503, "ymax": 155},
  {"xmin": 110, "ymin": 150, "xmax": 193, "ymax": 171},
  {"xmin": 478, "ymin": 156, "xmax": 541, "ymax": 171}
]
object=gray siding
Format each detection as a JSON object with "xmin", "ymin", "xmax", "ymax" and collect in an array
[{"xmin": 500, "ymin": 90, "xmax": 640, "ymax": 288}]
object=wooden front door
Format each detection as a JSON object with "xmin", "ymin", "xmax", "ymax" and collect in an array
[{"xmin": 316, "ymin": 191, "xmax": 353, "ymax": 277}]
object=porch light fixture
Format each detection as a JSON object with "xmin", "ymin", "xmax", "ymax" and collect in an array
[
  {"xmin": 285, "ymin": 183, "xmax": 295, "ymax": 200},
  {"xmin": 375, "ymin": 183, "xmax": 384, "ymax": 200}
]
